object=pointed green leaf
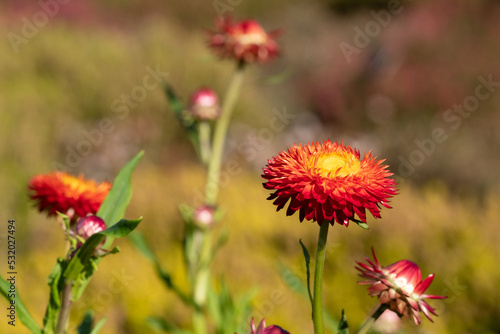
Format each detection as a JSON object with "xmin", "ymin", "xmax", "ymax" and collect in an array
[
  {"xmin": 77, "ymin": 311, "xmax": 107, "ymax": 334},
  {"xmin": 164, "ymin": 84, "xmax": 199, "ymax": 155},
  {"xmin": 90, "ymin": 317, "xmax": 107, "ymax": 334},
  {"xmin": 337, "ymin": 309, "xmax": 349, "ymax": 334},
  {"xmin": 77, "ymin": 310, "xmax": 94, "ymax": 334},
  {"xmin": 146, "ymin": 316, "xmax": 193, "ymax": 334},
  {"xmin": 178, "ymin": 203, "xmax": 195, "ymax": 224},
  {"xmin": 64, "ymin": 218, "xmax": 142, "ymax": 283},
  {"xmin": 352, "ymin": 219, "xmax": 370, "ymax": 230},
  {"xmin": 42, "ymin": 258, "xmax": 65, "ymax": 331},
  {"xmin": 97, "ymin": 150, "xmax": 144, "ymax": 229},
  {"xmin": 0, "ymin": 275, "xmax": 42, "ymax": 334},
  {"xmin": 299, "ymin": 239, "xmax": 313, "ymax": 305}
]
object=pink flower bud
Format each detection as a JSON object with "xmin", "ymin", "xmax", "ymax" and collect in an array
[
  {"xmin": 190, "ymin": 88, "xmax": 221, "ymax": 121},
  {"xmin": 74, "ymin": 215, "xmax": 106, "ymax": 248},
  {"xmin": 193, "ymin": 205, "xmax": 215, "ymax": 227}
]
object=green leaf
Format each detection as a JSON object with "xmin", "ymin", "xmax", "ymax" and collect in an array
[
  {"xmin": 352, "ymin": 219, "xmax": 370, "ymax": 230},
  {"xmin": 77, "ymin": 311, "xmax": 107, "ymax": 334},
  {"xmin": 90, "ymin": 317, "xmax": 107, "ymax": 334},
  {"xmin": 77, "ymin": 310, "xmax": 94, "ymax": 334},
  {"xmin": 299, "ymin": 239, "xmax": 313, "ymax": 305},
  {"xmin": 164, "ymin": 83, "xmax": 199, "ymax": 156},
  {"xmin": 64, "ymin": 218, "xmax": 142, "ymax": 283},
  {"xmin": 0, "ymin": 275, "xmax": 42, "ymax": 334},
  {"xmin": 42, "ymin": 258, "xmax": 65, "ymax": 332},
  {"xmin": 146, "ymin": 316, "xmax": 193, "ymax": 334},
  {"xmin": 337, "ymin": 309, "xmax": 349, "ymax": 334},
  {"xmin": 178, "ymin": 203, "xmax": 195, "ymax": 224},
  {"xmin": 207, "ymin": 279, "xmax": 256, "ymax": 334},
  {"xmin": 97, "ymin": 150, "xmax": 144, "ymax": 229}
]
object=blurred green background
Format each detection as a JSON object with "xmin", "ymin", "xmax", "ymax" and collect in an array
[{"xmin": 1, "ymin": 0, "xmax": 499, "ymax": 333}]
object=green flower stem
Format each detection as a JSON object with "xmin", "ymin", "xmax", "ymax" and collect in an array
[
  {"xmin": 191, "ymin": 227, "xmax": 213, "ymax": 334},
  {"xmin": 191, "ymin": 60, "xmax": 246, "ymax": 334},
  {"xmin": 198, "ymin": 121, "xmax": 211, "ymax": 167},
  {"xmin": 192, "ymin": 310, "xmax": 207, "ymax": 334},
  {"xmin": 357, "ymin": 304, "xmax": 389, "ymax": 334},
  {"xmin": 205, "ymin": 60, "xmax": 246, "ymax": 205},
  {"xmin": 55, "ymin": 281, "xmax": 72, "ymax": 334},
  {"xmin": 312, "ymin": 222, "xmax": 330, "ymax": 334}
]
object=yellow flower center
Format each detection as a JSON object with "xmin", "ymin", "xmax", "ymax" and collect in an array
[{"xmin": 309, "ymin": 151, "xmax": 360, "ymax": 178}]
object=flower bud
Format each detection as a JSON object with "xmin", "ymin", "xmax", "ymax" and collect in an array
[
  {"xmin": 190, "ymin": 88, "xmax": 221, "ymax": 121},
  {"xmin": 193, "ymin": 205, "xmax": 215, "ymax": 227},
  {"xmin": 74, "ymin": 215, "xmax": 106, "ymax": 248},
  {"xmin": 246, "ymin": 318, "xmax": 289, "ymax": 334}
]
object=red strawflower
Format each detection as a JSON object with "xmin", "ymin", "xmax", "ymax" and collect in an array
[
  {"xmin": 209, "ymin": 17, "xmax": 280, "ymax": 64},
  {"xmin": 262, "ymin": 140, "xmax": 397, "ymax": 227},
  {"xmin": 356, "ymin": 248, "xmax": 447, "ymax": 325},
  {"xmin": 28, "ymin": 171, "xmax": 111, "ymax": 219}
]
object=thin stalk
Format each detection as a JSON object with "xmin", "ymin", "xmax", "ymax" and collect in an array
[
  {"xmin": 205, "ymin": 61, "xmax": 246, "ymax": 205},
  {"xmin": 198, "ymin": 121, "xmax": 212, "ymax": 167},
  {"xmin": 190, "ymin": 227, "xmax": 213, "ymax": 334},
  {"xmin": 192, "ymin": 310, "xmax": 207, "ymax": 334},
  {"xmin": 312, "ymin": 222, "xmax": 330, "ymax": 334},
  {"xmin": 357, "ymin": 304, "xmax": 388, "ymax": 334},
  {"xmin": 55, "ymin": 282, "xmax": 72, "ymax": 334}
]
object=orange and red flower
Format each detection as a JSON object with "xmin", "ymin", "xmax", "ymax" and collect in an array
[
  {"xmin": 262, "ymin": 140, "xmax": 397, "ymax": 227},
  {"xmin": 28, "ymin": 171, "xmax": 111, "ymax": 219},
  {"xmin": 208, "ymin": 17, "xmax": 280, "ymax": 64},
  {"xmin": 356, "ymin": 248, "xmax": 446, "ymax": 325}
]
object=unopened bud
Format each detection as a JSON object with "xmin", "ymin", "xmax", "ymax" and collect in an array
[
  {"xmin": 74, "ymin": 215, "xmax": 106, "ymax": 247},
  {"xmin": 193, "ymin": 205, "xmax": 215, "ymax": 227},
  {"xmin": 190, "ymin": 88, "xmax": 221, "ymax": 121}
]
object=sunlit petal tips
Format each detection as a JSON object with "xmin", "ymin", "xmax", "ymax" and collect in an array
[
  {"xmin": 356, "ymin": 248, "xmax": 447, "ymax": 325},
  {"xmin": 28, "ymin": 171, "xmax": 111, "ymax": 219},
  {"xmin": 262, "ymin": 140, "xmax": 397, "ymax": 227}
]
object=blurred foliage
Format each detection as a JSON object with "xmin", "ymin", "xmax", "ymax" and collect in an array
[{"xmin": 1, "ymin": 0, "xmax": 499, "ymax": 333}]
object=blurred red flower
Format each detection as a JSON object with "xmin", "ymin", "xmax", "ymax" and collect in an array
[
  {"xmin": 28, "ymin": 171, "xmax": 111, "ymax": 219},
  {"xmin": 238, "ymin": 318, "xmax": 289, "ymax": 334},
  {"xmin": 262, "ymin": 140, "xmax": 397, "ymax": 227},
  {"xmin": 356, "ymin": 248, "xmax": 446, "ymax": 325},
  {"xmin": 209, "ymin": 17, "xmax": 280, "ymax": 64}
]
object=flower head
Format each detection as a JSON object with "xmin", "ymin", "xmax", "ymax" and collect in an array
[
  {"xmin": 190, "ymin": 87, "xmax": 221, "ymax": 121},
  {"xmin": 356, "ymin": 248, "xmax": 446, "ymax": 325},
  {"xmin": 262, "ymin": 140, "xmax": 397, "ymax": 227},
  {"xmin": 240, "ymin": 318, "xmax": 289, "ymax": 334},
  {"xmin": 209, "ymin": 17, "xmax": 280, "ymax": 64},
  {"xmin": 28, "ymin": 171, "xmax": 111, "ymax": 219}
]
